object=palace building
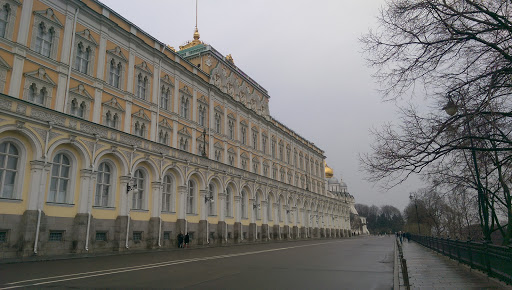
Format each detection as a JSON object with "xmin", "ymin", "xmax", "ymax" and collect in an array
[{"xmin": 0, "ymin": 0, "xmax": 354, "ymax": 258}]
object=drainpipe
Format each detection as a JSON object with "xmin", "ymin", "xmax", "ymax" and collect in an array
[
  {"xmin": 85, "ymin": 134, "xmax": 99, "ymax": 251},
  {"xmin": 64, "ymin": 7, "xmax": 79, "ymax": 112},
  {"xmin": 157, "ymin": 154, "xmax": 164, "ymax": 247},
  {"xmin": 34, "ymin": 121, "xmax": 53, "ymax": 254},
  {"xmin": 155, "ymin": 58, "xmax": 162, "ymax": 142}
]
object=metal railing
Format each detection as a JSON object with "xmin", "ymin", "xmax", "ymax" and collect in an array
[
  {"xmin": 396, "ymin": 238, "xmax": 410, "ymax": 289},
  {"xmin": 411, "ymin": 235, "xmax": 512, "ymax": 284}
]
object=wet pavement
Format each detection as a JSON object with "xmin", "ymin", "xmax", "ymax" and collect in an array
[
  {"xmin": 400, "ymin": 240, "xmax": 508, "ymax": 289},
  {"xmin": 0, "ymin": 236, "xmax": 393, "ymax": 289}
]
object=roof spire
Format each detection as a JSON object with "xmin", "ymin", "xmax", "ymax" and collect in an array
[{"xmin": 193, "ymin": 0, "xmax": 200, "ymax": 40}]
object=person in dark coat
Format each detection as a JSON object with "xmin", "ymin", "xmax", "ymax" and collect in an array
[
  {"xmin": 177, "ymin": 232, "xmax": 184, "ymax": 248},
  {"xmin": 184, "ymin": 233, "xmax": 190, "ymax": 248}
]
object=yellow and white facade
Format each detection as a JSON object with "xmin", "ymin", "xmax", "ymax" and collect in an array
[{"xmin": 0, "ymin": 0, "xmax": 353, "ymax": 258}]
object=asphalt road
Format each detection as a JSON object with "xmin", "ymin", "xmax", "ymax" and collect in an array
[{"xmin": 0, "ymin": 236, "xmax": 394, "ymax": 289}]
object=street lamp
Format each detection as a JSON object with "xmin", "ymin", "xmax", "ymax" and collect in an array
[
  {"xmin": 409, "ymin": 193, "xmax": 421, "ymax": 235},
  {"xmin": 444, "ymin": 97, "xmax": 491, "ymax": 242},
  {"xmin": 204, "ymin": 193, "xmax": 214, "ymax": 203}
]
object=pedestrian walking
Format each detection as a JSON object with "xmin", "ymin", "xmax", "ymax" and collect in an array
[
  {"xmin": 184, "ymin": 232, "xmax": 190, "ymax": 248},
  {"xmin": 177, "ymin": 232, "xmax": 184, "ymax": 248}
]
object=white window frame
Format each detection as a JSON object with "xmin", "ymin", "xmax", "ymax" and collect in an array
[
  {"xmin": 47, "ymin": 150, "xmax": 77, "ymax": 204},
  {"xmin": 106, "ymin": 47, "xmax": 127, "ymax": 90},
  {"xmin": 22, "ymin": 68, "xmax": 55, "ymax": 108},
  {"xmin": 162, "ymin": 174, "xmax": 175, "ymax": 212},
  {"xmin": 30, "ymin": 9, "xmax": 62, "ymax": 60},
  {"xmin": 0, "ymin": 138, "xmax": 26, "ymax": 200},
  {"xmin": 0, "ymin": 0, "xmax": 19, "ymax": 41},
  {"xmin": 95, "ymin": 160, "xmax": 116, "ymax": 207}
]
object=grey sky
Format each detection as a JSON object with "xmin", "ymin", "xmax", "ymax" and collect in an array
[{"xmin": 100, "ymin": 0, "xmax": 422, "ymax": 210}]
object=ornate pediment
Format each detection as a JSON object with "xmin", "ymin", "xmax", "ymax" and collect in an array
[
  {"xmin": 0, "ymin": 55, "xmax": 11, "ymax": 70},
  {"xmin": 76, "ymin": 29, "xmax": 97, "ymax": 46},
  {"xmin": 69, "ymin": 84, "xmax": 93, "ymax": 100},
  {"xmin": 214, "ymin": 105, "xmax": 223, "ymax": 113},
  {"xmin": 132, "ymin": 109, "xmax": 150, "ymax": 121},
  {"xmin": 214, "ymin": 141, "xmax": 224, "ymax": 150},
  {"xmin": 107, "ymin": 46, "xmax": 127, "ymax": 62},
  {"xmin": 135, "ymin": 61, "xmax": 153, "ymax": 76},
  {"xmin": 178, "ymin": 127, "xmax": 191, "ymax": 137},
  {"xmin": 227, "ymin": 147, "xmax": 235, "ymax": 154},
  {"xmin": 161, "ymin": 74, "xmax": 174, "ymax": 86},
  {"xmin": 180, "ymin": 86, "xmax": 192, "ymax": 96},
  {"xmin": 197, "ymin": 95, "xmax": 208, "ymax": 105},
  {"xmin": 159, "ymin": 118, "xmax": 172, "ymax": 129},
  {"xmin": 102, "ymin": 97, "xmax": 124, "ymax": 112},
  {"xmin": 24, "ymin": 68, "xmax": 56, "ymax": 86},
  {"xmin": 33, "ymin": 8, "xmax": 63, "ymax": 28}
]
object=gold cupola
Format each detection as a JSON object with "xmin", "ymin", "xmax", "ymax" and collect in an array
[
  {"xmin": 179, "ymin": 27, "xmax": 204, "ymax": 51},
  {"xmin": 325, "ymin": 162, "xmax": 334, "ymax": 178}
]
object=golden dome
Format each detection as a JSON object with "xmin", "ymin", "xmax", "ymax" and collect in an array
[
  {"xmin": 325, "ymin": 163, "xmax": 334, "ymax": 178},
  {"xmin": 193, "ymin": 27, "xmax": 200, "ymax": 40},
  {"xmin": 179, "ymin": 27, "xmax": 203, "ymax": 51}
]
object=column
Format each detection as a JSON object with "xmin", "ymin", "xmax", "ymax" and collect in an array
[
  {"xmin": 217, "ymin": 192, "xmax": 227, "ymax": 244},
  {"xmin": 234, "ymin": 195, "xmax": 241, "ymax": 243},
  {"xmin": 123, "ymin": 100, "xmax": 132, "ymax": 134},
  {"xmin": 249, "ymin": 198, "xmax": 256, "ymax": 241},
  {"xmin": 148, "ymin": 182, "xmax": 162, "ymax": 249},
  {"xmin": 198, "ymin": 189, "xmax": 207, "ymax": 245},
  {"xmin": 16, "ymin": 0, "xmax": 33, "ymax": 46},
  {"xmin": 176, "ymin": 185, "xmax": 187, "ymax": 235},
  {"xmin": 261, "ymin": 200, "xmax": 268, "ymax": 241}
]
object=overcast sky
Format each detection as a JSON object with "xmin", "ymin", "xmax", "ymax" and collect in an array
[{"xmin": 100, "ymin": 0, "xmax": 423, "ymax": 210}]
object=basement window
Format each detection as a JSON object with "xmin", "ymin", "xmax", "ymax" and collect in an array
[
  {"xmin": 49, "ymin": 231, "xmax": 63, "ymax": 241},
  {"xmin": 0, "ymin": 231, "xmax": 7, "ymax": 243},
  {"xmin": 95, "ymin": 232, "xmax": 107, "ymax": 241}
]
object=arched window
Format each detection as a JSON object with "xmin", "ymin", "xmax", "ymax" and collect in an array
[
  {"xmin": 136, "ymin": 73, "xmax": 146, "ymax": 99},
  {"xmin": 241, "ymin": 191, "xmax": 247, "ymax": 219},
  {"xmin": 181, "ymin": 96, "xmax": 189, "ymax": 119},
  {"xmin": 187, "ymin": 180, "xmax": 195, "ymax": 214},
  {"xmin": 198, "ymin": 105, "xmax": 206, "ymax": 127},
  {"xmin": 0, "ymin": 141, "xmax": 19, "ymax": 198},
  {"xmin": 134, "ymin": 121, "xmax": 140, "ymax": 136},
  {"xmin": 35, "ymin": 22, "xmax": 53, "ymax": 57},
  {"xmin": 160, "ymin": 86, "xmax": 169, "ymax": 110},
  {"xmin": 228, "ymin": 120, "xmax": 234, "ymax": 139},
  {"xmin": 49, "ymin": 153, "xmax": 71, "ymax": 203},
  {"xmin": 241, "ymin": 126, "xmax": 246, "ymax": 145},
  {"xmin": 214, "ymin": 113, "xmax": 221, "ymax": 133},
  {"xmin": 252, "ymin": 130, "xmax": 258, "ymax": 149},
  {"xmin": 70, "ymin": 99, "xmax": 78, "ymax": 116},
  {"xmin": 109, "ymin": 60, "xmax": 121, "ymax": 88},
  {"xmin": 162, "ymin": 174, "xmax": 174, "ymax": 212},
  {"xmin": 28, "ymin": 83, "xmax": 45, "ymax": 105},
  {"xmin": 208, "ymin": 183, "xmax": 215, "ymax": 216},
  {"xmin": 0, "ymin": 4, "xmax": 10, "ymax": 38},
  {"xmin": 112, "ymin": 113, "xmax": 119, "ymax": 128},
  {"xmin": 75, "ymin": 42, "xmax": 90, "ymax": 74},
  {"xmin": 95, "ymin": 162, "xmax": 111, "ymax": 206},
  {"xmin": 79, "ymin": 102, "xmax": 86, "ymax": 118},
  {"xmin": 132, "ymin": 169, "xmax": 145, "ymax": 209},
  {"xmin": 225, "ymin": 187, "xmax": 232, "ymax": 217}
]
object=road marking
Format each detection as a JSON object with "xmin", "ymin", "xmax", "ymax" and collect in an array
[{"xmin": 1, "ymin": 241, "xmax": 341, "ymax": 289}]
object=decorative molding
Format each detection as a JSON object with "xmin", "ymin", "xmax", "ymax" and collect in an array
[
  {"xmin": 119, "ymin": 134, "xmax": 142, "ymax": 147},
  {"xmin": 31, "ymin": 109, "xmax": 65, "ymax": 125},
  {"xmin": 33, "ymin": 8, "xmax": 63, "ymax": 28},
  {"xmin": 79, "ymin": 122, "xmax": 108, "ymax": 138},
  {"xmin": 0, "ymin": 98, "xmax": 12, "ymax": 110}
]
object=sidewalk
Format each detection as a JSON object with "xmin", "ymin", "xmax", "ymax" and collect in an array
[{"xmin": 401, "ymin": 240, "xmax": 508, "ymax": 289}]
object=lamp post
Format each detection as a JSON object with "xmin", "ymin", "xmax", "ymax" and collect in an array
[
  {"xmin": 409, "ymin": 193, "xmax": 421, "ymax": 235},
  {"xmin": 444, "ymin": 96, "xmax": 491, "ymax": 242}
]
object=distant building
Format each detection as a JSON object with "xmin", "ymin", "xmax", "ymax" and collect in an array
[
  {"xmin": 325, "ymin": 164, "xmax": 354, "ymax": 237},
  {"xmin": 0, "ymin": 0, "xmax": 352, "ymax": 258}
]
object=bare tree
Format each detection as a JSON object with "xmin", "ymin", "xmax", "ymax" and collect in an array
[{"xmin": 361, "ymin": 0, "xmax": 512, "ymax": 245}]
